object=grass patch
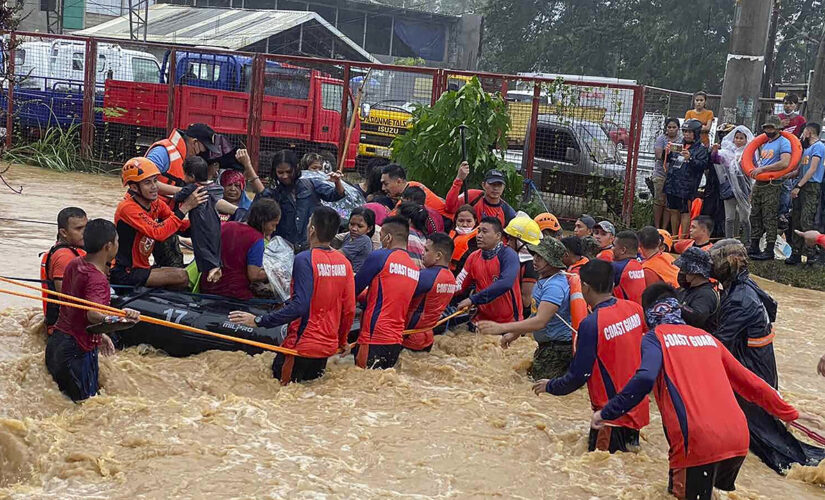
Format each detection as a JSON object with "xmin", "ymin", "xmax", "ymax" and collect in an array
[
  {"xmin": 749, "ymin": 259, "xmax": 825, "ymax": 292},
  {"xmin": 3, "ymin": 123, "xmax": 115, "ymax": 174}
]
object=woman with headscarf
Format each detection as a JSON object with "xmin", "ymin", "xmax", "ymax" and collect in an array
[
  {"xmin": 709, "ymin": 239, "xmax": 825, "ymax": 474},
  {"xmin": 712, "ymin": 125, "xmax": 755, "ymax": 241}
]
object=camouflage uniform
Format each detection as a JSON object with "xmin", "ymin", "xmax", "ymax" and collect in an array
[
  {"xmin": 749, "ymin": 180, "xmax": 782, "ymax": 248},
  {"xmin": 581, "ymin": 235, "xmax": 600, "ymax": 259},
  {"xmin": 791, "ymin": 182, "xmax": 822, "ymax": 255},
  {"xmin": 530, "ymin": 342, "xmax": 573, "ymax": 380}
]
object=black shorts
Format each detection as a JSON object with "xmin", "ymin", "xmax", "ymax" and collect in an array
[
  {"xmin": 45, "ymin": 330, "xmax": 99, "ymax": 401},
  {"xmin": 354, "ymin": 343, "xmax": 402, "ymax": 369},
  {"xmin": 668, "ymin": 455, "xmax": 745, "ymax": 500},
  {"xmin": 588, "ymin": 426, "xmax": 640, "ymax": 453},
  {"xmin": 667, "ymin": 195, "xmax": 691, "ymax": 213},
  {"xmin": 110, "ymin": 265, "xmax": 151, "ymax": 287},
  {"xmin": 272, "ymin": 354, "xmax": 327, "ymax": 385}
]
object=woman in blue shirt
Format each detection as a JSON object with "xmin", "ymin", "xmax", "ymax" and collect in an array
[{"xmin": 256, "ymin": 150, "xmax": 345, "ymax": 250}]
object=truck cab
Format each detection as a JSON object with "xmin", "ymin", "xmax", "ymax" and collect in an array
[{"xmin": 523, "ymin": 115, "xmax": 628, "ymax": 215}]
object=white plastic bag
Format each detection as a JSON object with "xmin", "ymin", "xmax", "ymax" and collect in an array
[
  {"xmin": 301, "ymin": 169, "xmax": 365, "ymax": 220},
  {"xmin": 263, "ymin": 236, "xmax": 294, "ymax": 301}
]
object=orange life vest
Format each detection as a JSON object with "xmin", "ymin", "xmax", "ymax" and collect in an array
[
  {"xmin": 449, "ymin": 228, "xmax": 478, "ymax": 272},
  {"xmin": 642, "ymin": 252, "xmax": 680, "ymax": 288},
  {"xmin": 40, "ymin": 244, "xmax": 83, "ymax": 330},
  {"xmin": 565, "ymin": 271, "xmax": 588, "ymax": 353},
  {"xmin": 147, "ymin": 129, "xmax": 187, "ymax": 188}
]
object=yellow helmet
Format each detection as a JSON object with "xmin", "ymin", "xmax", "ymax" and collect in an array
[{"xmin": 504, "ymin": 215, "xmax": 543, "ymax": 246}]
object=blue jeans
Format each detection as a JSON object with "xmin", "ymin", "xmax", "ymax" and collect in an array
[{"xmin": 779, "ymin": 179, "xmax": 795, "ymax": 216}]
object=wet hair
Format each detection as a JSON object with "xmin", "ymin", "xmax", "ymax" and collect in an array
[
  {"xmin": 479, "ymin": 216, "xmax": 503, "ymax": 236},
  {"xmin": 693, "ymin": 215, "xmax": 713, "ymax": 234},
  {"xmin": 381, "ymin": 163, "xmax": 407, "ymax": 181},
  {"xmin": 57, "ymin": 207, "xmax": 87, "ymax": 230},
  {"xmin": 783, "ymin": 93, "xmax": 799, "ymax": 105},
  {"xmin": 398, "ymin": 201, "xmax": 429, "ymax": 233},
  {"xmin": 272, "ymin": 149, "xmax": 301, "ymax": 183},
  {"xmin": 370, "ymin": 194, "xmax": 396, "ymax": 210},
  {"xmin": 805, "ymin": 122, "xmax": 822, "ymax": 136},
  {"xmin": 402, "ymin": 185, "xmax": 427, "ymax": 205},
  {"xmin": 637, "ymin": 226, "xmax": 661, "ymax": 250},
  {"xmin": 693, "ymin": 90, "xmax": 707, "ymax": 99},
  {"xmin": 362, "ymin": 158, "xmax": 390, "ymax": 193},
  {"xmin": 247, "ymin": 198, "xmax": 282, "ymax": 234},
  {"xmin": 427, "ymin": 231, "xmax": 455, "ymax": 258},
  {"xmin": 580, "ymin": 259, "xmax": 614, "ymax": 294},
  {"xmin": 381, "ymin": 215, "xmax": 410, "ymax": 243},
  {"xmin": 310, "ymin": 206, "xmax": 341, "ymax": 243},
  {"xmin": 561, "ymin": 236, "xmax": 583, "ymax": 257},
  {"xmin": 664, "ymin": 117, "xmax": 680, "ymax": 130},
  {"xmin": 615, "ymin": 230, "xmax": 638, "ymax": 253},
  {"xmin": 83, "ymin": 218, "xmax": 117, "ymax": 254},
  {"xmin": 455, "ymin": 204, "xmax": 478, "ymax": 224},
  {"xmin": 349, "ymin": 206, "xmax": 376, "ymax": 237},
  {"xmin": 183, "ymin": 155, "xmax": 209, "ymax": 182},
  {"xmin": 708, "ymin": 238, "xmax": 748, "ymax": 286},
  {"xmin": 300, "ymin": 152, "xmax": 325, "ymax": 171},
  {"xmin": 642, "ymin": 282, "xmax": 678, "ymax": 311}
]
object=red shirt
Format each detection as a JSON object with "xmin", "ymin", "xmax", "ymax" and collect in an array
[
  {"xmin": 652, "ymin": 324, "xmax": 797, "ymax": 468},
  {"xmin": 114, "ymin": 193, "xmax": 190, "ymax": 270},
  {"xmin": 403, "ymin": 266, "xmax": 457, "ymax": 350},
  {"xmin": 201, "ymin": 222, "xmax": 263, "ymax": 300},
  {"xmin": 612, "ymin": 259, "xmax": 646, "ymax": 304},
  {"xmin": 456, "ymin": 245, "xmax": 522, "ymax": 324},
  {"xmin": 355, "ymin": 248, "xmax": 420, "ymax": 345},
  {"xmin": 778, "ymin": 113, "xmax": 806, "ymax": 137},
  {"xmin": 47, "ymin": 246, "xmax": 87, "ymax": 282},
  {"xmin": 590, "ymin": 299, "xmax": 649, "ymax": 429},
  {"xmin": 53, "ymin": 257, "xmax": 111, "ymax": 352},
  {"xmin": 271, "ymin": 248, "xmax": 356, "ymax": 358},
  {"xmin": 444, "ymin": 180, "xmax": 517, "ymax": 226},
  {"xmin": 596, "ymin": 247, "xmax": 614, "ymax": 262}
]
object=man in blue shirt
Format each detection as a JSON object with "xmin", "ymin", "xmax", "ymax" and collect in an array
[
  {"xmin": 477, "ymin": 237, "xmax": 573, "ymax": 379},
  {"xmin": 787, "ymin": 123, "xmax": 825, "ymax": 265},
  {"xmin": 749, "ymin": 115, "xmax": 793, "ymax": 261}
]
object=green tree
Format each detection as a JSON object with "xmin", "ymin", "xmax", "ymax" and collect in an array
[{"xmin": 391, "ymin": 77, "xmax": 522, "ymax": 202}]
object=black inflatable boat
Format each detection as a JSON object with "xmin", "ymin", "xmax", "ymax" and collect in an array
[{"xmin": 109, "ymin": 288, "xmax": 286, "ymax": 357}]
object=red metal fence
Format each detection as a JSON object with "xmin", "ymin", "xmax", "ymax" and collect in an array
[{"xmin": 1, "ymin": 30, "xmax": 663, "ymax": 224}]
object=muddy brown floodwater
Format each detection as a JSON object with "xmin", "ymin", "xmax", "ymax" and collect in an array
[{"xmin": 1, "ymin": 163, "xmax": 825, "ymax": 498}]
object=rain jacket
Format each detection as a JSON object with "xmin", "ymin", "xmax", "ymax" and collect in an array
[
  {"xmin": 714, "ymin": 125, "xmax": 755, "ymax": 214},
  {"xmin": 714, "ymin": 270, "xmax": 825, "ymax": 473},
  {"xmin": 664, "ymin": 141, "xmax": 709, "ymax": 200},
  {"xmin": 257, "ymin": 177, "xmax": 345, "ymax": 248}
]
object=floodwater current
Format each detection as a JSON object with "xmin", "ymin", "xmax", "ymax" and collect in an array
[{"xmin": 1, "ymin": 164, "xmax": 825, "ymax": 498}]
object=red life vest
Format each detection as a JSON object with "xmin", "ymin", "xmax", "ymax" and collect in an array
[
  {"xmin": 591, "ymin": 299, "xmax": 649, "ymax": 430},
  {"xmin": 147, "ymin": 129, "xmax": 187, "ymax": 188},
  {"xmin": 652, "ymin": 324, "xmax": 750, "ymax": 469},
  {"xmin": 642, "ymin": 252, "xmax": 680, "ymax": 288},
  {"xmin": 40, "ymin": 244, "xmax": 83, "ymax": 330},
  {"xmin": 614, "ymin": 259, "xmax": 646, "ymax": 304},
  {"xmin": 596, "ymin": 247, "xmax": 614, "ymax": 262}
]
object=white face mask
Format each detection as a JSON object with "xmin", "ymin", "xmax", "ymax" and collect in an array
[{"xmin": 455, "ymin": 226, "xmax": 474, "ymax": 235}]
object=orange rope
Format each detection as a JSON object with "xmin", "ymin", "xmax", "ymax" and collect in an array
[
  {"xmin": 0, "ymin": 287, "xmax": 299, "ymax": 356},
  {"xmin": 0, "ymin": 275, "xmax": 124, "ymax": 315}
]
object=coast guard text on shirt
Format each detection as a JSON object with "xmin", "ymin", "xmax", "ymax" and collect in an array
[
  {"xmin": 317, "ymin": 263, "xmax": 348, "ymax": 277},
  {"xmin": 662, "ymin": 332, "xmax": 717, "ymax": 349},
  {"xmin": 603, "ymin": 313, "xmax": 642, "ymax": 341},
  {"xmin": 389, "ymin": 262, "xmax": 420, "ymax": 280}
]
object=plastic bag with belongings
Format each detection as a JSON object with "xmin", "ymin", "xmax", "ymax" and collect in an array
[{"xmin": 263, "ymin": 235, "xmax": 294, "ymax": 302}]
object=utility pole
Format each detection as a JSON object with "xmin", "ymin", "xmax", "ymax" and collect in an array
[
  {"xmin": 808, "ymin": 32, "xmax": 825, "ymax": 123},
  {"xmin": 720, "ymin": 0, "xmax": 774, "ymax": 130},
  {"xmin": 760, "ymin": 1, "xmax": 780, "ymax": 98}
]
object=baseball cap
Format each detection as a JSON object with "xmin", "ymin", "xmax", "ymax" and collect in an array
[
  {"xmin": 183, "ymin": 123, "xmax": 221, "ymax": 155},
  {"xmin": 578, "ymin": 214, "xmax": 596, "ymax": 230},
  {"xmin": 527, "ymin": 237, "xmax": 566, "ymax": 269},
  {"xmin": 595, "ymin": 220, "xmax": 616, "ymax": 235},
  {"xmin": 674, "ymin": 246, "xmax": 712, "ymax": 279},
  {"xmin": 484, "ymin": 169, "xmax": 507, "ymax": 184},
  {"xmin": 762, "ymin": 115, "xmax": 781, "ymax": 129}
]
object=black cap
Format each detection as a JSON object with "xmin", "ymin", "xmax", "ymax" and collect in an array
[
  {"xmin": 183, "ymin": 123, "xmax": 220, "ymax": 155},
  {"xmin": 484, "ymin": 169, "xmax": 506, "ymax": 184}
]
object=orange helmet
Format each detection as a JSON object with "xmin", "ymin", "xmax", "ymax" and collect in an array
[
  {"xmin": 534, "ymin": 212, "xmax": 561, "ymax": 232},
  {"xmin": 121, "ymin": 157, "xmax": 160, "ymax": 186},
  {"xmin": 657, "ymin": 229, "xmax": 673, "ymax": 252}
]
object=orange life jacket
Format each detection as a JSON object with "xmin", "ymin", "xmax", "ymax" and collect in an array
[
  {"xmin": 40, "ymin": 244, "xmax": 83, "ymax": 331},
  {"xmin": 147, "ymin": 129, "xmax": 187, "ymax": 188},
  {"xmin": 449, "ymin": 228, "xmax": 478, "ymax": 272},
  {"xmin": 642, "ymin": 252, "xmax": 680, "ymax": 288},
  {"xmin": 565, "ymin": 271, "xmax": 588, "ymax": 353}
]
